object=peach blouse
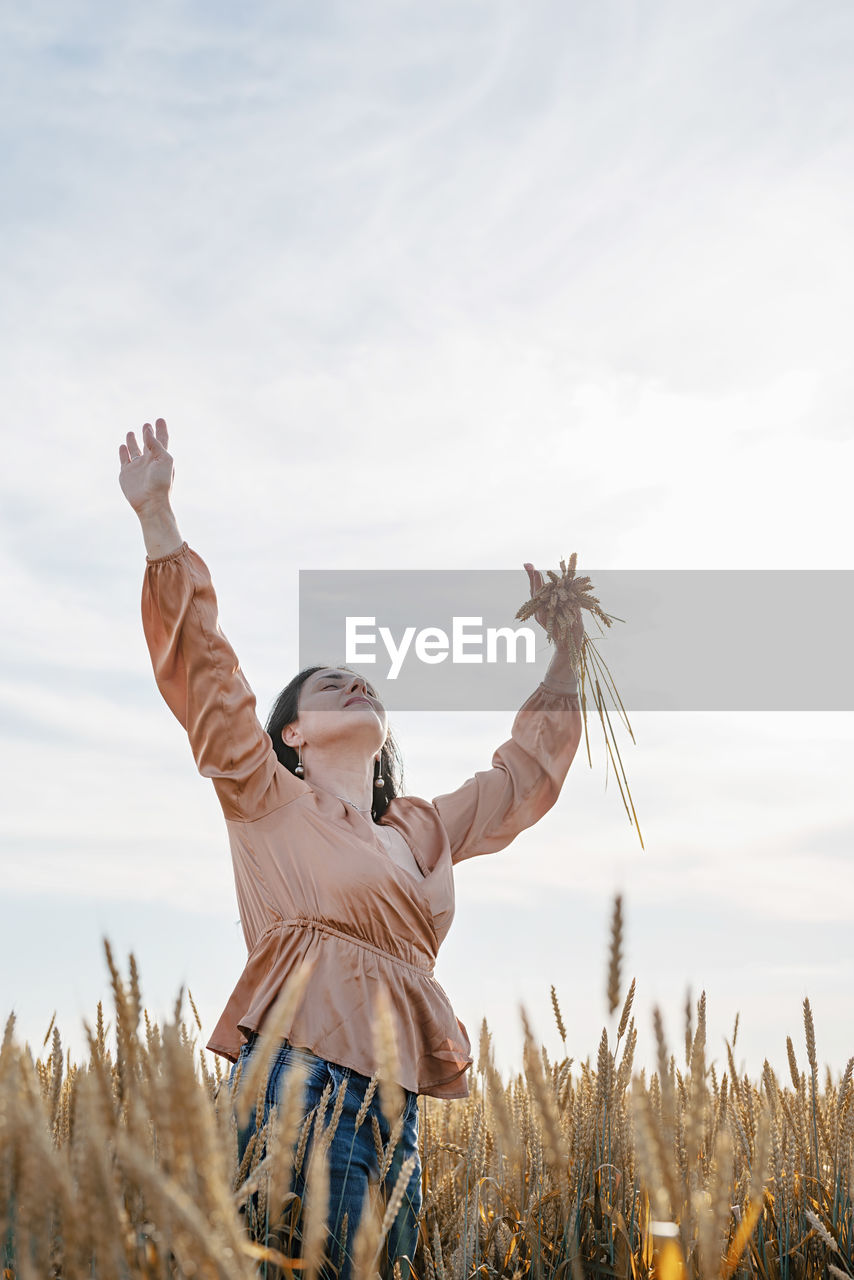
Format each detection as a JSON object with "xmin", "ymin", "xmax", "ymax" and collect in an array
[{"xmin": 142, "ymin": 543, "xmax": 582, "ymax": 1099}]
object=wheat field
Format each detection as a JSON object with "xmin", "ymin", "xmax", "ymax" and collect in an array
[{"xmin": 1, "ymin": 895, "xmax": 852, "ymax": 1280}]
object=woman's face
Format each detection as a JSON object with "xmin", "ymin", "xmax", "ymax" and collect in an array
[{"xmin": 287, "ymin": 668, "xmax": 388, "ymax": 756}]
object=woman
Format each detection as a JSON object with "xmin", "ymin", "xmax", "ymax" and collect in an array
[{"xmin": 118, "ymin": 418, "xmax": 584, "ymax": 1278}]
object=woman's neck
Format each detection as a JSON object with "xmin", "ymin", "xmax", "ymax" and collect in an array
[{"xmin": 301, "ymin": 750, "xmax": 375, "ymax": 812}]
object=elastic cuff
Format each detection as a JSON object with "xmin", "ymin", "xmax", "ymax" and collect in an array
[
  {"xmin": 146, "ymin": 540, "xmax": 189, "ymax": 566},
  {"xmin": 541, "ymin": 678, "xmax": 580, "ymax": 698}
]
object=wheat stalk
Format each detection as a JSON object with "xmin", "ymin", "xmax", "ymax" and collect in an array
[
  {"xmin": 372, "ymin": 985, "xmax": 406, "ymax": 1129},
  {"xmin": 233, "ymin": 958, "xmax": 316, "ymax": 1128},
  {"xmin": 515, "ymin": 553, "xmax": 643, "ymax": 848},
  {"xmin": 607, "ymin": 894, "xmax": 624, "ymax": 1018}
]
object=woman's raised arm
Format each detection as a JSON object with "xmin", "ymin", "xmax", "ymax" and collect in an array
[
  {"xmin": 431, "ymin": 563, "xmax": 584, "ymax": 864},
  {"xmin": 118, "ymin": 419, "xmax": 304, "ymax": 822}
]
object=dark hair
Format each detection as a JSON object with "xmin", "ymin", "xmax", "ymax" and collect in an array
[{"xmin": 265, "ymin": 666, "xmax": 404, "ymax": 821}]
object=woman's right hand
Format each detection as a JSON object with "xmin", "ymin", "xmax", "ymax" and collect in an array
[{"xmin": 119, "ymin": 419, "xmax": 174, "ymax": 515}]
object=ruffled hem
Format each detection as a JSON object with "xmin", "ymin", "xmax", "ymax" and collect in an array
[{"xmin": 206, "ymin": 919, "xmax": 474, "ymax": 1100}]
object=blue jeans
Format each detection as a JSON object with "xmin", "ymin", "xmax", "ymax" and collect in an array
[{"xmin": 228, "ymin": 1037, "xmax": 422, "ymax": 1279}]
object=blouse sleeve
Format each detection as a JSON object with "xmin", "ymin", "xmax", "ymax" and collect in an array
[
  {"xmin": 141, "ymin": 542, "xmax": 306, "ymax": 822},
  {"xmin": 431, "ymin": 682, "xmax": 583, "ymax": 865}
]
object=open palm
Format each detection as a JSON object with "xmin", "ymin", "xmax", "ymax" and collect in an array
[{"xmin": 118, "ymin": 419, "xmax": 174, "ymax": 514}]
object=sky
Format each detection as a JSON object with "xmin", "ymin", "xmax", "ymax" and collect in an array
[{"xmin": 1, "ymin": 0, "xmax": 853, "ymax": 1090}]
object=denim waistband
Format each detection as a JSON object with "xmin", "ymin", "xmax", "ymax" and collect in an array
[
  {"xmin": 246, "ymin": 1033, "xmax": 317, "ymax": 1052},
  {"xmin": 244, "ymin": 1034, "xmax": 417, "ymax": 1100}
]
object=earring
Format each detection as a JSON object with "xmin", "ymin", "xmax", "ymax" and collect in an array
[
  {"xmin": 374, "ymin": 757, "xmax": 385, "ymax": 789},
  {"xmin": 294, "ymin": 745, "xmax": 305, "ymax": 778}
]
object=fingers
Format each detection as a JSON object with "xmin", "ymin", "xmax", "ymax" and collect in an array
[
  {"xmin": 523, "ymin": 563, "xmax": 543, "ymax": 595},
  {"xmin": 142, "ymin": 421, "xmax": 166, "ymax": 457},
  {"xmin": 120, "ymin": 420, "xmax": 168, "ymax": 467}
]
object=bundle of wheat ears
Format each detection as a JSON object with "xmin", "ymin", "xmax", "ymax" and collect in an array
[{"xmin": 516, "ymin": 552, "xmax": 643, "ymax": 849}]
